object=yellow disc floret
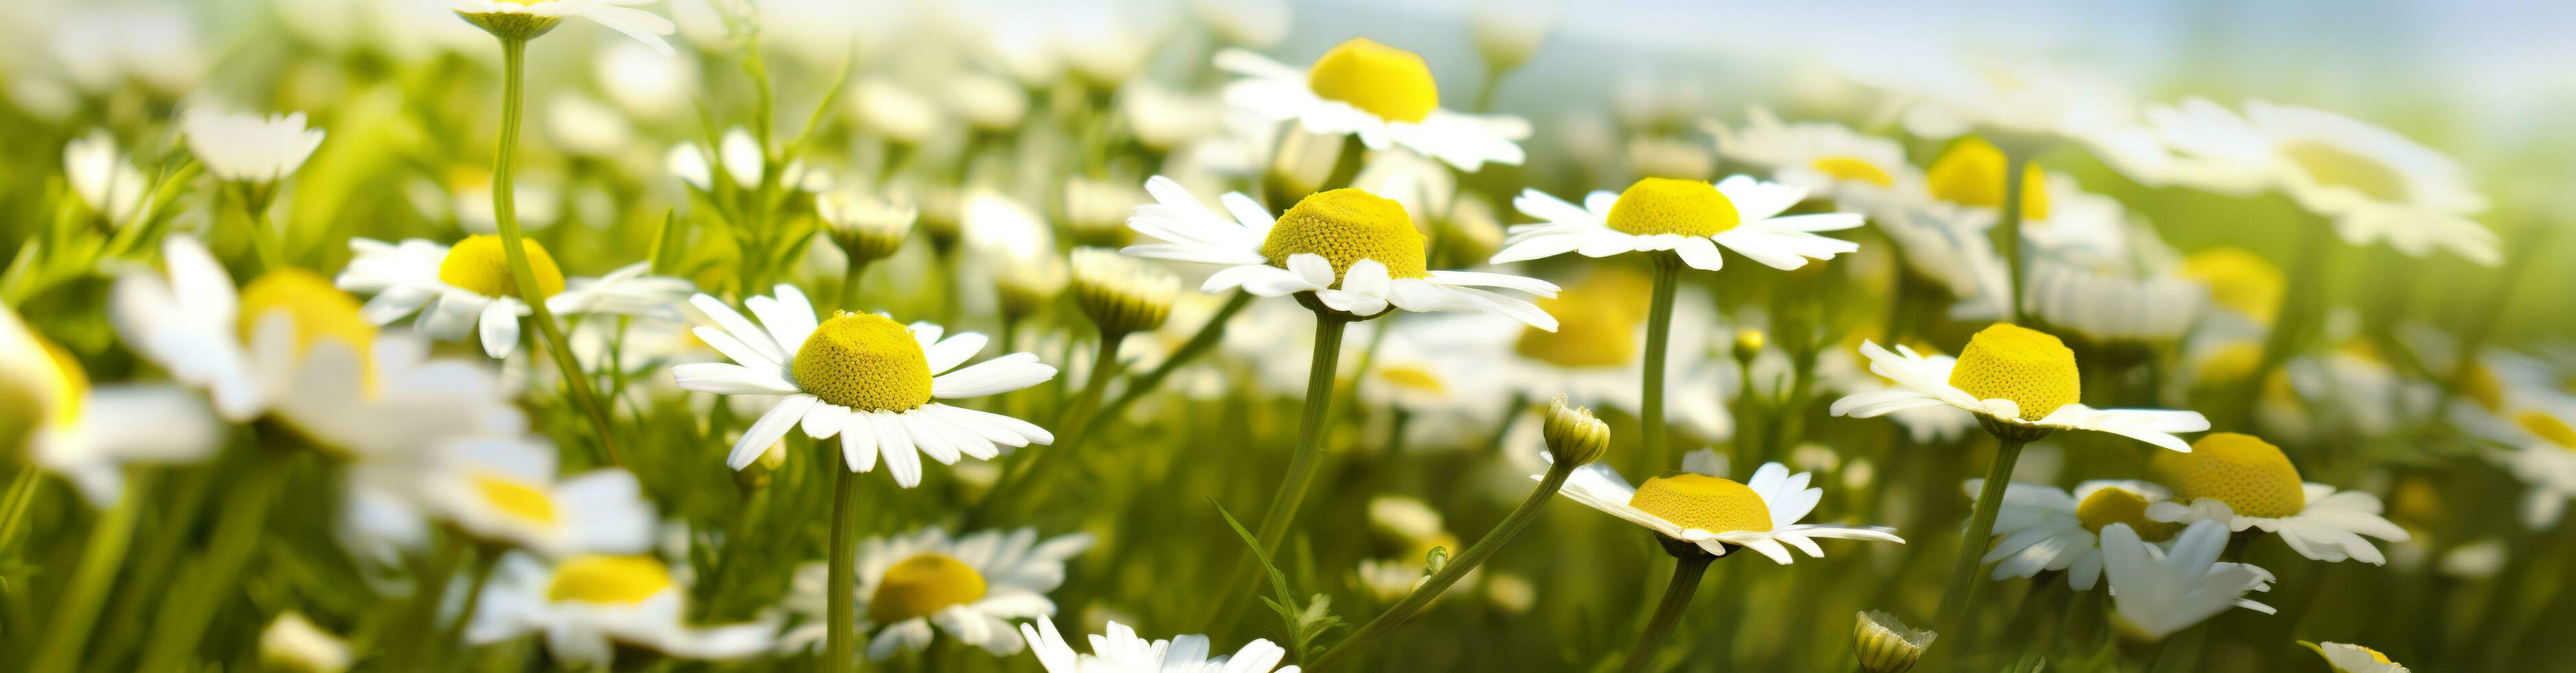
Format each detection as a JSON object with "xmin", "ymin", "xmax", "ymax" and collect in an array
[
  {"xmin": 2181, "ymin": 247, "xmax": 2286, "ymax": 321},
  {"xmin": 438, "ymin": 234, "xmax": 567, "ymax": 300},
  {"xmin": 2459, "ymin": 363, "xmax": 2505, "ymax": 412},
  {"xmin": 2075, "ymin": 486, "xmax": 2178, "ymax": 542},
  {"xmin": 1513, "ymin": 269, "xmax": 1649, "ymax": 368},
  {"xmin": 1262, "ymin": 188, "xmax": 1427, "ymax": 282},
  {"xmin": 2279, "ymin": 141, "xmax": 2407, "ymax": 203},
  {"xmin": 2156, "ymin": 432, "xmax": 2306, "ymax": 518},
  {"xmin": 1810, "ymin": 156, "xmax": 1896, "ymax": 188},
  {"xmin": 1926, "ymin": 137, "xmax": 2049, "ymax": 220},
  {"xmin": 1628, "ymin": 473, "xmax": 1773, "ymax": 534},
  {"xmin": 474, "ymin": 473, "xmax": 557, "ymax": 525},
  {"xmin": 1948, "ymin": 323, "xmax": 2080, "ymax": 421},
  {"xmin": 1305, "ymin": 38, "xmax": 1440, "ymax": 124},
  {"xmin": 2516, "ymin": 411, "xmax": 2576, "ymax": 450},
  {"xmin": 547, "ymin": 555, "xmax": 674, "ymax": 604},
  {"xmin": 792, "ymin": 312, "xmax": 934, "ymax": 412},
  {"xmin": 1605, "ymin": 178, "xmax": 1739, "ymax": 237},
  {"xmin": 867, "ymin": 552, "xmax": 989, "ymax": 624},
  {"xmin": 1375, "ymin": 365, "xmax": 1447, "ymax": 395},
  {"xmin": 238, "ymin": 269, "xmax": 378, "ymax": 358}
]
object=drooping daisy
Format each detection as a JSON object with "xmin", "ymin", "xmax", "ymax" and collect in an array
[
  {"xmin": 671, "ymin": 285, "xmax": 1056, "ymax": 487},
  {"xmin": 416, "ymin": 435, "xmax": 654, "ymax": 558},
  {"xmin": 1828, "ymin": 323, "xmax": 2210, "ymax": 449},
  {"xmin": 1021, "ymin": 619, "xmax": 1300, "ymax": 673},
  {"xmin": 1547, "ymin": 458, "xmax": 1902, "ymax": 563},
  {"xmin": 1962, "ymin": 479, "xmax": 2176, "ymax": 590},
  {"xmin": 2, "ymin": 304, "xmax": 220, "ymax": 507},
  {"xmin": 2146, "ymin": 433, "xmax": 2409, "ymax": 564},
  {"xmin": 335, "ymin": 236, "xmax": 693, "ymax": 359},
  {"xmin": 2098, "ymin": 519, "xmax": 2276, "ymax": 641},
  {"xmin": 179, "ymin": 106, "xmax": 325, "ymax": 185},
  {"xmin": 2491, "ymin": 409, "xmax": 2576, "ymax": 527},
  {"xmin": 1121, "ymin": 176, "xmax": 1559, "ymax": 329},
  {"xmin": 467, "ymin": 552, "xmax": 772, "ymax": 666},
  {"xmin": 783, "ymin": 527, "xmax": 1094, "ymax": 660},
  {"xmin": 453, "ymin": 0, "xmax": 678, "ymax": 56},
  {"xmin": 1217, "ymin": 38, "xmax": 1528, "ymax": 171},
  {"xmin": 1703, "ymin": 107, "xmax": 1909, "ymax": 212},
  {"xmin": 2305, "ymin": 641, "xmax": 2411, "ymax": 673},
  {"xmin": 1493, "ymin": 176, "xmax": 1864, "ymax": 272},
  {"xmin": 2148, "ymin": 98, "xmax": 2494, "ymax": 265}
]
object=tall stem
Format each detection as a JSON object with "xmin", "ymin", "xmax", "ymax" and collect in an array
[
  {"xmin": 838, "ymin": 259, "xmax": 872, "ymax": 311},
  {"xmin": 1088, "ymin": 291, "xmax": 1253, "ymax": 430},
  {"xmin": 1311, "ymin": 462, "xmax": 1574, "ymax": 670},
  {"xmin": 1933, "ymin": 435, "xmax": 2030, "ymax": 642},
  {"xmin": 1621, "ymin": 551, "xmax": 1715, "ymax": 673},
  {"xmin": 825, "ymin": 466, "xmax": 863, "ymax": 673},
  {"xmin": 1252, "ymin": 312, "xmax": 1349, "ymax": 555},
  {"xmin": 1997, "ymin": 150, "xmax": 2032, "ymax": 325},
  {"xmin": 0, "ymin": 468, "xmax": 41, "ymax": 554},
  {"xmin": 139, "ymin": 455, "xmax": 290, "ymax": 671},
  {"xmin": 29, "ymin": 479, "xmax": 141, "ymax": 673},
  {"xmin": 493, "ymin": 37, "xmax": 624, "ymax": 468},
  {"xmin": 1639, "ymin": 253, "xmax": 1682, "ymax": 475}
]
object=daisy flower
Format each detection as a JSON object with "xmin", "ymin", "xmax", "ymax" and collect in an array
[
  {"xmin": 1703, "ymin": 107, "xmax": 1909, "ymax": 212},
  {"xmin": 1217, "ymin": 38, "xmax": 1528, "ymax": 171},
  {"xmin": 1828, "ymin": 323, "xmax": 2210, "ymax": 448},
  {"xmin": 454, "ymin": 0, "xmax": 678, "ymax": 56},
  {"xmin": 2305, "ymin": 641, "xmax": 2411, "ymax": 673},
  {"xmin": 672, "ymin": 285, "xmax": 1057, "ymax": 487},
  {"xmin": 1021, "ymin": 619, "xmax": 1300, "ymax": 673},
  {"xmin": 1963, "ymin": 479, "xmax": 2177, "ymax": 591},
  {"xmin": 1546, "ymin": 458, "xmax": 1902, "ymax": 563},
  {"xmin": 1493, "ymin": 176, "xmax": 1864, "ymax": 273},
  {"xmin": 1850, "ymin": 56, "xmax": 2174, "ymax": 183},
  {"xmin": 2098, "ymin": 519, "xmax": 2276, "ymax": 641},
  {"xmin": 2491, "ymin": 409, "xmax": 2576, "ymax": 527},
  {"xmin": 2148, "ymin": 98, "xmax": 2494, "ymax": 265},
  {"xmin": 416, "ymin": 435, "xmax": 654, "ymax": 558},
  {"xmin": 335, "ymin": 236, "xmax": 693, "ymax": 359},
  {"xmin": 2146, "ymin": 433, "xmax": 2410, "ymax": 564},
  {"xmin": 63, "ymin": 130, "xmax": 151, "ymax": 225},
  {"xmin": 1121, "ymin": 176, "xmax": 1559, "ymax": 328},
  {"xmin": 1464, "ymin": 270, "xmax": 1730, "ymax": 439},
  {"xmin": 2, "ymin": 304, "xmax": 220, "ymax": 507},
  {"xmin": 1817, "ymin": 344, "xmax": 1975, "ymax": 444},
  {"xmin": 467, "ymin": 552, "xmax": 772, "ymax": 666},
  {"xmin": 783, "ymin": 527, "xmax": 1094, "ymax": 660},
  {"xmin": 179, "ymin": 106, "xmax": 325, "ymax": 185}
]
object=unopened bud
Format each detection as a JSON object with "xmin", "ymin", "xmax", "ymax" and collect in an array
[
  {"xmin": 1070, "ymin": 247, "xmax": 1178, "ymax": 334},
  {"xmin": 1541, "ymin": 393, "xmax": 1609, "ymax": 466},
  {"xmin": 1852, "ymin": 610, "xmax": 1934, "ymax": 673},
  {"xmin": 817, "ymin": 190, "xmax": 916, "ymax": 265},
  {"xmin": 1733, "ymin": 328, "xmax": 1765, "ymax": 362}
]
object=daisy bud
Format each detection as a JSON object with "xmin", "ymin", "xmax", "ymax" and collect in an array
[
  {"xmin": 1070, "ymin": 247, "xmax": 1179, "ymax": 335},
  {"xmin": 817, "ymin": 190, "xmax": 916, "ymax": 265},
  {"xmin": 1851, "ymin": 610, "xmax": 1934, "ymax": 673},
  {"xmin": 996, "ymin": 255, "xmax": 1070, "ymax": 321},
  {"xmin": 733, "ymin": 439, "xmax": 789, "ymax": 490},
  {"xmin": 1062, "ymin": 178, "xmax": 1145, "ymax": 248},
  {"xmin": 1541, "ymin": 393, "xmax": 1609, "ymax": 466},
  {"xmin": 1733, "ymin": 328, "xmax": 1765, "ymax": 362}
]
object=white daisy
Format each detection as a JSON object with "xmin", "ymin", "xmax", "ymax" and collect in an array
[
  {"xmin": 416, "ymin": 435, "xmax": 655, "ymax": 558},
  {"xmin": 667, "ymin": 127, "xmax": 832, "ymax": 194},
  {"xmin": 1850, "ymin": 56, "xmax": 2174, "ymax": 183},
  {"xmin": 1703, "ymin": 107, "xmax": 1909, "ymax": 212},
  {"xmin": 1217, "ymin": 38, "xmax": 1529, "ymax": 171},
  {"xmin": 1828, "ymin": 324, "xmax": 2209, "ymax": 449},
  {"xmin": 467, "ymin": 552, "xmax": 772, "ymax": 666},
  {"xmin": 2023, "ymin": 260, "xmax": 2204, "ymax": 345},
  {"xmin": 63, "ymin": 130, "xmax": 151, "ymax": 225},
  {"xmin": 783, "ymin": 527, "xmax": 1094, "ymax": 660},
  {"xmin": 1816, "ymin": 345, "xmax": 1976, "ymax": 444},
  {"xmin": 1963, "ymin": 479, "xmax": 2177, "ymax": 591},
  {"xmin": 179, "ymin": 106, "xmax": 325, "ymax": 184},
  {"xmin": 2307, "ymin": 641, "xmax": 2411, "ymax": 673},
  {"xmin": 453, "ymin": 0, "xmax": 678, "ymax": 56},
  {"xmin": 1492, "ymin": 176, "xmax": 1865, "ymax": 273},
  {"xmin": 1020, "ymin": 619, "xmax": 1301, "ymax": 673},
  {"xmin": 1350, "ymin": 317, "xmax": 1511, "ymax": 447},
  {"xmin": 2148, "ymin": 98, "xmax": 2494, "ymax": 265},
  {"xmin": 2145, "ymin": 433, "xmax": 2410, "ymax": 564},
  {"xmin": 3, "ymin": 304, "xmax": 220, "ymax": 507},
  {"xmin": 2098, "ymin": 519, "xmax": 2276, "ymax": 641},
  {"xmin": 2491, "ymin": 409, "xmax": 2576, "ymax": 527},
  {"xmin": 1121, "ymin": 176, "xmax": 1559, "ymax": 329},
  {"xmin": 335, "ymin": 236, "xmax": 693, "ymax": 359},
  {"xmin": 1545, "ymin": 458, "xmax": 1902, "ymax": 563},
  {"xmin": 671, "ymin": 285, "xmax": 1057, "ymax": 487}
]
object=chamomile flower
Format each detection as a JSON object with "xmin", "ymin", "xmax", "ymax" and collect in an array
[
  {"xmin": 672, "ymin": 286, "xmax": 1057, "ymax": 487},
  {"xmin": 1962, "ymin": 479, "xmax": 2176, "ymax": 590},
  {"xmin": 1121, "ymin": 176, "xmax": 1559, "ymax": 328},
  {"xmin": 2099, "ymin": 519, "xmax": 2277, "ymax": 641},
  {"xmin": 1547, "ymin": 459, "xmax": 1902, "ymax": 562},
  {"xmin": 467, "ymin": 552, "xmax": 772, "ymax": 666},
  {"xmin": 2148, "ymin": 98, "xmax": 2494, "ymax": 265},
  {"xmin": 2491, "ymin": 409, "xmax": 2576, "ymax": 527},
  {"xmin": 335, "ymin": 236, "xmax": 693, "ymax": 359},
  {"xmin": 783, "ymin": 527, "xmax": 1094, "ymax": 660},
  {"xmin": 1493, "ymin": 176, "xmax": 1865, "ymax": 272},
  {"xmin": 1828, "ymin": 324, "xmax": 2210, "ymax": 448},
  {"xmin": 3, "ymin": 304, "xmax": 220, "ymax": 507},
  {"xmin": 2145, "ymin": 433, "xmax": 2410, "ymax": 564},
  {"xmin": 63, "ymin": 130, "xmax": 150, "ymax": 225},
  {"xmin": 1703, "ymin": 108, "xmax": 1909, "ymax": 211},
  {"xmin": 2305, "ymin": 641, "xmax": 2411, "ymax": 673},
  {"xmin": 179, "ymin": 106, "xmax": 325, "ymax": 185},
  {"xmin": 1853, "ymin": 57, "xmax": 2174, "ymax": 183},
  {"xmin": 1217, "ymin": 38, "xmax": 1529, "ymax": 171},
  {"xmin": 1021, "ymin": 619, "xmax": 1300, "ymax": 673},
  {"xmin": 417, "ymin": 436, "xmax": 654, "ymax": 558},
  {"xmin": 453, "ymin": 0, "xmax": 678, "ymax": 56}
]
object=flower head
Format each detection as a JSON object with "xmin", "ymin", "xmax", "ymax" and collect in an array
[
  {"xmin": 2146, "ymin": 433, "xmax": 2410, "ymax": 564},
  {"xmin": 1495, "ymin": 175, "xmax": 1864, "ymax": 273},
  {"xmin": 2100, "ymin": 519, "xmax": 2276, "ymax": 641},
  {"xmin": 1547, "ymin": 458, "xmax": 1901, "ymax": 562},
  {"xmin": 1829, "ymin": 326, "xmax": 2209, "ymax": 449},
  {"xmin": 181, "ymin": 106, "xmax": 324, "ymax": 184},
  {"xmin": 784, "ymin": 527, "xmax": 1094, "ymax": 661},
  {"xmin": 1541, "ymin": 393, "xmax": 1609, "ymax": 466},
  {"xmin": 1072, "ymin": 247, "xmax": 1180, "ymax": 334},
  {"xmin": 455, "ymin": 0, "xmax": 677, "ymax": 54},
  {"xmin": 1217, "ymin": 38, "xmax": 1528, "ymax": 170},
  {"xmin": 1851, "ymin": 610, "xmax": 1934, "ymax": 673}
]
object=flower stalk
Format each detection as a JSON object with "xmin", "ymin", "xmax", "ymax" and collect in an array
[
  {"xmin": 1638, "ymin": 252, "xmax": 1683, "ymax": 475},
  {"xmin": 825, "ymin": 464, "xmax": 864, "ymax": 673},
  {"xmin": 1622, "ymin": 547, "xmax": 1716, "ymax": 673},
  {"xmin": 490, "ymin": 36, "xmax": 624, "ymax": 468},
  {"xmin": 1931, "ymin": 434, "xmax": 2032, "ymax": 641}
]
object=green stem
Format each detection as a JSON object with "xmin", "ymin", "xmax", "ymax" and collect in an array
[
  {"xmin": 441, "ymin": 545, "xmax": 503, "ymax": 664},
  {"xmin": 1997, "ymin": 150, "xmax": 2032, "ymax": 325},
  {"xmin": 825, "ymin": 466, "xmax": 862, "ymax": 673},
  {"xmin": 139, "ymin": 457, "xmax": 289, "ymax": 671},
  {"xmin": 1639, "ymin": 253, "xmax": 1682, "ymax": 475},
  {"xmin": 492, "ymin": 36, "xmax": 625, "ymax": 468},
  {"xmin": 1088, "ymin": 292, "xmax": 1254, "ymax": 430},
  {"xmin": 1932, "ymin": 435, "xmax": 2030, "ymax": 644},
  {"xmin": 0, "ymin": 468, "xmax": 41, "ymax": 553},
  {"xmin": 838, "ymin": 258, "xmax": 872, "ymax": 311},
  {"xmin": 29, "ymin": 479, "xmax": 141, "ymax": 673},
  {"xmin": 1311, "ymin": 461, "xmax": 1574, "ymax": 670},
  {"xmin": 1318, "ymin": 135, "xmax": 1368, "ymax": 194},
  {"xmin": 1620, "ymin": 551, "xmax": 1715, "ymax": 673},
  {"xmin": 1250, "ymin": 312, "xmax": 1350, "ymax": 555},
  {"xmin": 974, "ymin": 330, "xmax": 1129, "ymax": 525},
  {"xmin": 241, "ymin": 190, "xmax": 288, "ymax": 272}
]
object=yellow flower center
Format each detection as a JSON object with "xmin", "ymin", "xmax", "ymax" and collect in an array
[
  {"xmin": 2517, "ymin": 411, "xmax": 2576, "ymax": 450},
  {"xmin": 2181, "ymin": 247, "xmax": 2286, "ymax": 321},
  {"xmin": 1809, "ymin": 156, "xmax": 1895, "ymax": 188},
  {"xmin": 1513, "ymin": 270, "xmax": 1650, "ymax": 368},
  {"xmin": 4, "ymin": 334, "xmax": 87, "ymax": 441},
  {"xmin": 2156, "ymin": 432, "xmax": 2306, "ymax": 518},
  {"xmin": 438, "ymin": 235, "xmax": 567, "ymax": 300},
  {"xmin": 1947, "ymin": 323, "xmax": 2080, "ymax": 421},
  {"xmin": 1627, "ymin": 474, "xmax": 1773, "ymax": 534},
  {"xmin": 238, "ymin": 269, "xmax": 378, "ymax": 361},
  {"xmin": 1305, "ymin": 38, "xmax": 1440, "ymax": 124},
  {"xmin": 791, "ymin": 312, "xmax": 934, "ymax": 412},
  {"xmin": 474, "ymin": 473, "xmax": 556, "ymax": 525},
  {"xmin": 1605, "ymin": 178, "xmax": 1740, "ymax": 237},
  {"xmin": 867, "ymin": 552, "xmax": 989, "ymax": 624},
  {"xmin": 2459, "ymin": 363, "xmax": 2505, "ymax": 412},
  {"xmin": 1261, "ymin": 188, "xmax": 1427, "ymax": 282},
  {"xmin": 1926, "ymin": 137, "xmax": 2049, "ymax": 220},
  {"xmin": 1376, "ymin": 364, "xmax": 1447, "ymax": 395},
  {"xmin": 546, "ymin": 555, "xmax": 674, "ymax": 604},
  {"xmin": 2279, "ymin": 141, "xmax": 2407, "ymax": 203},
  {"xmin": 2075, "ymin": 486, "xmax": 2178, "ymax": 542}
]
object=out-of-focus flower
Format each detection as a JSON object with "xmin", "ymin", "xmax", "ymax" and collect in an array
[
  {"xmin": 1549, "ymin": 459, "xmax": 1902, "ymax": 563},
  {"xmin": 454, "ymin": 0, "xmax": 678, "ymax": 55},
  {"xmin": 2149, "ymin": 98, "xmax": 2495, "ymax": 265},
  {"xmin": 417, "ymin": 436, "xmax": 655, "ymax": 557},
  {"xmin": 1121, "ymin": 81, "xmax": 1222, "ymax": 155},
  {"xmin": 784, "ymin": 527, "xmax": 1094, "ymax": 660},
  {"xmin": 181, "ymin": 106, "xmax": 325, "ymax": 185},
  {"xmin": 63, "ymin": 131, "xmax": 151, "ymax": 225},
  {"xmin": 3, "ymin": 304, "xmax": 220, "ymax": 507},
  {"xmin": 2179, "ymin": 247, "xmax": 2286, "ymax": 323},
  {"xmin": 1464, "ymin": 269, "xmax": 1729, "ymax": 440},
  {"xmin": 949, "ymin": 72, "xmax": 1031, "ymax": 135},
  {"xmin": 1705, "ymin": 108, "xmax": 1907, "ymax": 212},
  {"xmin": 2147, "ymin": 433, "xmax": 2409, "ymax": 564},
  {"xmin": 468, "ymin": 553, "xmax": 772, "ymax": 665},
  {"xmin": 1218, "ymin": 38, "xmax": 1530, "ymax": 171},
  {"xmin": 1063, "ymin": 177, "xmax": 1147, "ymax": 247},
  {"xmin": 50, "ymin": 6, "xmax": 205, "ymax": 95},
  {"xmin": 1495, "ymin": 176, "xmax": 1864, "ymax": 272},
  {"xmin": 1190, "ymin": 0, "xmax": 1289, "ymax": 47},
  {"xmin": 597, "ymin": 39, "xmax": 698, "ymax": 121},
  {"xmin": 1021, "ymin": 619, "xmax": 1300, "ymax": 673},
  {"xmin": 336, "ymin": 236, "xmax": 693, "ymax": 359},
  {"xmin": 2100, "ymin": 519, "xmax": 2275, "ymax": 641},
  {"xmin": 1855, "ymin": 57, "xmax": 2174, "ymax": 183},
  {"xmin": 1830, "ymin": 324, "xmax": 2209, "ymax": 448},
  {"xmin": 2492, "ymin": 409, "xmax": 2576, "ymax": 527},
  {"xmin": 1962, "ymin": 479, "xmax": 2175, "ymax": 591},
  {"xmin": 1471, "ymin": 0, "xmax": 1554, "ymax": 74},
  {"xmin": 1071, "ymin": 247, "xmax": 1179, "ymax": 335},
  {"xmin": 259, "ymin": 612, "xmax": 352, "ymax": 673},
  {"xmin": 2305, "ymin": 641, "xmax": 2411, "ymax": 673},
  {"xmin": 544, "ymin": 93, "xmax": 634, "ymax": 158},
  {"xmin": 1624, "ymin": 135, "xmax": 1715, "ymax": 181},
  {"xmin": 853, "ymin": 76, "xmax": 941, "ymax": 148},
  {"xmin": 820, "ymin": 189, "xmax": 918, "ymax": 266},
  {"xmin": 2023, "ymin": 260, "xmax": 2203, "ymax": 344}
]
